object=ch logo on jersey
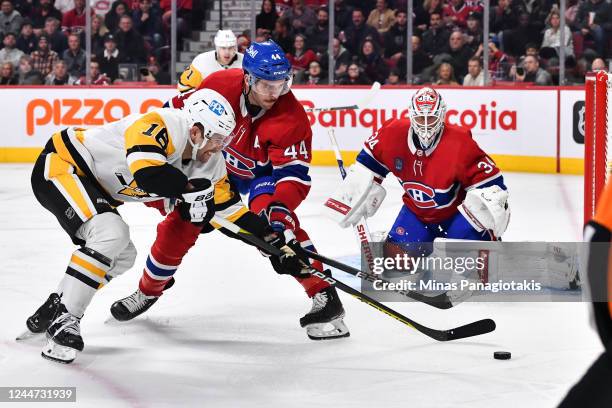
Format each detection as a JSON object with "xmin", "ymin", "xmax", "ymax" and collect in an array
[
  {"xmin": 402, "ymin": 182, "xmax": 437, "ymax": 208},
  {"xmin": 208, "ymin": 100, "xmax": 225, "ymax": 116},
  {"xmin": 223, "ymin": 146, "xmax": 257, "ymax": 178}
]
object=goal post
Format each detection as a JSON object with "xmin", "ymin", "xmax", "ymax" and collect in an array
[{"xmin": 584, "ymin": 71, "xmax": 611, "ymax": 224}]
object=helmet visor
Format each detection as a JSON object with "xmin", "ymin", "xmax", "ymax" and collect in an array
[
  {"xmin": 251, "ymin": 78, "xmax": 287, "ymax": 97},
  {"xmin": 207, "ymin": 131, "xmax": 234, "ymax": 149}
]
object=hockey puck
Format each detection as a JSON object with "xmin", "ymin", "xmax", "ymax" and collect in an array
[{"xmin": 494, "ymin": 351, "xmax": 511, "ymax": 360}]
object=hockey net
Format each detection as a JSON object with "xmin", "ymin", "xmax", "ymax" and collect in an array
[{"xmin": 584, "ymin": 71, "xmax": 612, "ymax": 223}]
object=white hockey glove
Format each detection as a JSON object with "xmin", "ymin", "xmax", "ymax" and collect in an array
[
  {"xmin": 458, "ymin": 185, "xmax": 510, "ymax": 239},
  {"xmin": 323, "ymin": 161, "xmax": 386, "ymax": 228},
  {"xmin": 178, "ymin": 178, "xmax": 215, "ymax": 224}
]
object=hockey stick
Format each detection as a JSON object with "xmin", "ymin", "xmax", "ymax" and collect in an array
[
  {"xmin": 211, "ymin": 215, "xmax": 496, "ymax": 342},
  {"xmin": 326, "ymin": 128, "xmax": 455, "ymax": 310},
  {"xmin": 304, "ymin": 82, "xmax": 381, "ymax": 113}
]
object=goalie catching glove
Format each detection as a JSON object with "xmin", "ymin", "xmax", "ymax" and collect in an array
[
  {"xmin": 262, "ymin": 229, "xmax": 312, "ymax": 279},
  {"xmin": 458, "ymin": 185, "xmax": 510, "ymax": 240},
  {"xmin": 323, "ymin": 161, "xmax": 386, "ymax": 228},
  {"xmin": 178, "ymin": 178, "xmax": 216, "ymax": 224}
]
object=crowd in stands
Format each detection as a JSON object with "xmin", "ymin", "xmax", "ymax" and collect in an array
[
  {"xmin": 0, "ymin": 0, "xmax": 609, "ymax": 86},
  {"xmin": 0, "ymin": 0, "xmax": 195, "ymax": 85},
  {"xmin": 255, "ymin": 0, "xmax": 612, "ymax": 86}
]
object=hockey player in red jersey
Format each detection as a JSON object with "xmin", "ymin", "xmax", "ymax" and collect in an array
[
  {"xmin": 112, "ymin": 41, "xmax": 349, "ymax": 340},
  {"xmin": 325, "ymin": 87, "xmax": 510, "ymax": 261}
]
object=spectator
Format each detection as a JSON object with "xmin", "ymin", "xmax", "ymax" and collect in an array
[
  {"xmin": 82, "ymin": 14, "xmax": 108, "ymax": 56},
  {"xmin": 43, "ymin": 17, "xmax": 67, "ymax": 54},
  {"xmin": 465, "ymin": 11, "xmax": 482, "ymax": 49},
  {"xmin": 443, "ymin": 0, "xmax": 471, "ymax": 29},
  {"xmin": 305, "ymin": 7, "xmax": 334, "ymax": 55},
  {"xmin": 421, "ymin": 12, "xmax": 450, "ymax": 58},
  {"xmin": 256, "ymin": 0, "xmax": 278, "ymax": 36},
  {"xmin": 340, "ymin": 8, "xmax": 380, "ymax": 55},
  {"xmin": 272, "ymin": 16, "xmax": 294, "ymax": 54},
  {"xmin": 132, "ymin": 0, "xmax": 163, "ymax": 49},
  {"xmin": 0, "ymin": 32, "xmax": 23, "ymax": 68},
  {"xmin": 45, "ymin": 59, "xmax": 77, "ymax": 84},
  {"xmin": 334, "ymin": 0, "xmax": 353, "ymax": 31},
  {"xmin": 435, "ymin": 62, "xmax": 459, "ymax": 85},
  {"xmin": 16, "ymin": 19, "xmax": 36, "ymax": 54},
  {"xmin": 330, "ymin": 36, "xmax": 351, "ymax": 78},
  {"xmin": 565, "ymin": 0, "xmax": 580, "ymax": 31},
  {"xmin": 447, "ymin": 30, "xmax": 472, "ymax": 79},
  {"xmin": 31, "ymin": 0, "xmax": 62, "ymax": 30},
  {"xmin": 76, "ymin": 60, "xmax": 110, "ymax": 85},
  {"xmin": 463, "ymin": 56, "xmax": 484, "ymax": 86},
  {"xmin": 505, "ymin": 12, "xmax": 543, "ymax": 57},
  {"xmin": 474, "ymin": 36, "xmax": 510, "ymax": 81},
  {"xmin": 338, "ymin": 62, "xmax": 371, "ymax": 84},
  {"xmin": 54, "ymin": 0, "xmax": 74, "ymax": 14},
  {"xmin": 62, "ymin": 34, "xmax": 85, "ymax": 77},
  {"xmin": 237, "ymin": 34, "xmax": 250, "ymax": 53},
  {"xmin": 383, "ymin": 10, "xmax": 407, "ymax": 60},
  {"xmin": 303, "ymin": 60, "xmax": 327, "ymax": 84},
  {"xmin": 114, "ymin": 15, "xmax": 146, "ymax": 63},
  {"xmin": 358, "ymin": 38, "xmax": 388, "ymax": 83},
  {"xmin": 415, "ymin": 0, "xmax": 443, "ymax": 32},
  {"xmin": 514, "ymin": 55, "xmax": 553, "ymax": 85},
  {"xmin": 286, "ymin": 33, "xmax": 317, "ymax": 71},
  {"xmin": 0, "ymin": 60, "xmax": 16, "ymax": 83},
  {"xmin": 17, "ymin": 54, "xmax": 42, "ymax": 84},
  {"xmin": 105, "ymin": 1, "xmax": 129, "ymax": 34},
  {"xmin": 397, "ymin": 35, "xmax": 433, "ymax": 81},
  {"xmin": 142, "ymin": 59, "xmax": 170, "ymax": 84},
  {"xmin": 96, "ymin": 33, "xmax": 119, "ymax": 81},
  {"xmin": 385, "ymin": 69, "xmax": 401, "ymax": 85},
  {"xmin": 0, "ymin": 1, "xmax": 22, "ymax": 37},
  {"xmin": 366, "ymin": 0, "xmax": 395, "ymax": 34},
  {"xmin": 592, "ymin": 57, "xmax": 607, "ymax": 70},
  {"xmin": 284, "ymin": 0, "xmax": 316, "ymax": 33},
  {"xmin": 490, "ymin": 0, "xmax": 518, "ymax": 33},
  {"xmin": 576, "ymin": 0, "xmax": 611, "ymax": 58},
  {"xmin": 62, "ymin": 0, "xmax": 92, "ymax": 33},
  {"xmin": 30, "ymin": 34, "xmax": 58, "ymax": 76}
]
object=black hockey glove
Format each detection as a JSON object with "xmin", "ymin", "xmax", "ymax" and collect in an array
[
  {"xmin": 263, "ymin": 229, "xmax": 312, "ymax": 279},
  {"xmin": 177, "ymin": 178, "xmax": 215, "ymax": 225}
]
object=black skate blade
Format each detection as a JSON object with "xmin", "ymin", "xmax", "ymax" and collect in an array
[
  {"xmin": 307, "ymin": 331, "xmax": 351, "ymax": 341},
  {"xmin": 41, "ymin": 351, "xmax": 75, "ymax": 364}
]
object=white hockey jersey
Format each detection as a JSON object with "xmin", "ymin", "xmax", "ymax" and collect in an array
[{"xmin": 177, "ymin": 50, "xmax": 243, "ymax": 94}]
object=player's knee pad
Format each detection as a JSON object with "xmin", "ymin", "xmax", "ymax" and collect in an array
[
  {"xmin": 76, "ymin": 212, "xmax": 131, "ymax": 261},
  {"xmin": 108, "ymin": 240, "xmax": 137, "ymax": 278},
  {"xmin": 248, "ymin": 176, "xmax": 276, "ymax": 209}
]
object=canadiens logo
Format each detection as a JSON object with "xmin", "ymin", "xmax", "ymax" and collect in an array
[
  {"xmin": 223, "ymin": 146, "xmax": 257, "ymax": 178},
  {"xmin": 403, "ymin": 182, "xmax": 437, "ymax": 208}
]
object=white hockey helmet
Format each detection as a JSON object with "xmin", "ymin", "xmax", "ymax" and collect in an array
[
  {"xmin": 408, "ymin": 87, "xmax": 447, "ymax": 149},
  {"xmin": 184, "ymin": 88, "xmax": 236, "ymax": 159},
  {"xmin": 214, "ymin": 30, "xmax": 237, "ymax": 48}
]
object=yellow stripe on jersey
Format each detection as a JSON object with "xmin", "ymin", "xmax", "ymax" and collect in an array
[
  {"xmin": 52, "ymin": 174, "xmax": 96, "ymax": 221},
  {"xmin": 125, "ymin": 111, "xmax": 177, "ymax": 176},
  {"xmin": 177, "ymin": 64, "xmax": 204, "ymax": 93},
  {"xmin": 210, "ymin": 175, "xmax": 249, "ymax": 225},
  {"xmin": 70, "ymin": 253, "xmax": 107, "ymax": 279},
  {"xmin": 44, "ymin": 152, "xmax": 74, "ymax": 180},
  {"xmin": 51, "ymin": 131, "xmax": 85, "ymax": 176},
  {"xmin": 213, "ymin": 175, "xmax": 234, "ymax": 205}
]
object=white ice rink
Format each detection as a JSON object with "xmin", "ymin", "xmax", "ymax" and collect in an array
[{"xmin": 0, "ymin": 164, "xmax": 603, "ymax": 408}]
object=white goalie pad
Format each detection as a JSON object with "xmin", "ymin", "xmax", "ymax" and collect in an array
[
  {"xmin": 323, "ymin": 162, "xmax": 386, "ymax": 228},
  {"xmin": 458, "ymin": 185, "xmax": 510, "ymax": 239}
]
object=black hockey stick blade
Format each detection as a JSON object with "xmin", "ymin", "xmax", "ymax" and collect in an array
[
  {"xmin": 427, "ymin": 318, "xmax": 496, "ymax": 342},
  {"xmin": 301, "ymin": 248, "xmax": 454, "ymax": 310}
]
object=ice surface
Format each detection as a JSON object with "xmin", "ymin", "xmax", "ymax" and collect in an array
[{"xmin": 0, "ymin": 164, "xmax": 601, "ymax": 408}]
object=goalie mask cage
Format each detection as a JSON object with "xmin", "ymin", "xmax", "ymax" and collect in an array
[{"xmin": 585, "ymin": 71, "xmax": 612, "ymax": 224}]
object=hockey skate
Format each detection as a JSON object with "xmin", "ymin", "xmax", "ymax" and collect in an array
[
  {"xmin": 300, "ymin": 286, "xmax": 350, "ymax": 340},
  {"xmin": 110, "ymin": 277, "xmax": 174, "ymax": 321},
  {"xmin": 41, "ymin": 304, "xmax": 83, "ymax": 364},
  {"xmin": 16, "ymin": 293, "xmax": 61, "ymax": 341}
]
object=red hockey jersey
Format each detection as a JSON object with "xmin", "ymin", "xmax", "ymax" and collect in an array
[
  {"xmin": 169, "ymin": 68, "xmax": 312, "ymax": 211},
  {"xmin": 357, "ymin": 119, "xmax": 505, "ymax": 223}
]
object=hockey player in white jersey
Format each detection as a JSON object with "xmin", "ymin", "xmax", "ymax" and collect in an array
[
  {"xmin": 177, "ymin": 29, "xmax": 243, "ymax": 94},
  {"xmin": 21, "ymin": 89, "xmax": 309, "ymax": 363}
]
